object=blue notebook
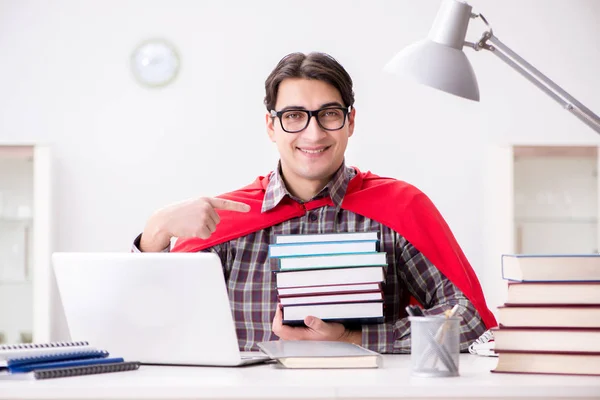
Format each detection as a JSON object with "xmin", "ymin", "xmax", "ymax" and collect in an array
[
  {"xmin": 1, "ymin": 350, "xmax": 109, "ymax": 368},
  {"xmin": 0, "ymin": 342, "xmax": 138, "ymax": 380},
  {"xmin": 0, "ymin": 361, "xmax": 140, "ymax": 380},
  {"xmin": 7, "ymin": 357, "xmax": 124, "ymax": 374}
]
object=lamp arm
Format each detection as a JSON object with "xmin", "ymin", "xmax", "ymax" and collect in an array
[{"xmin": 466, "ymin": 24, "xmax": 600, "ymax": 135}]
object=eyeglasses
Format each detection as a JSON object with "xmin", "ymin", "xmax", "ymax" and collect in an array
[{"xmin": 270, "ymin": 106, "xmax": 352, "ymax": 133}]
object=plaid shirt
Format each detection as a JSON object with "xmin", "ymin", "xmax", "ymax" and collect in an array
[{"xmin": 134, "ymin": 162, "xmax": 486, "ymax": 353}]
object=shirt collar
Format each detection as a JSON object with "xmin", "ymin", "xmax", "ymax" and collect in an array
[{"xmin": 262, "ymin": 161, "xmax": 355, "ymax": 213}]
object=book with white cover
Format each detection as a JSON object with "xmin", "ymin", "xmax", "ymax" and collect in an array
[
  {"xmin": 275, "ymin": 231, "xmax": 379, "ymax": 244},
  {"xmin": 257, "ymin": 340, "xmax": 382, "ymax": 369},
  {"xmin": 275, "ymin": 266, "xmax": 385, "ymax": 288},
  {"xmin": 279, "ymin": 252, "xmax": 387, "ymax": 271},
  {"xmin": 269, "ymin": 240, "xmax": 378, "ymax": 258}
]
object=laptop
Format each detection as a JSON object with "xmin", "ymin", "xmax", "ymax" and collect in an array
[{"xmin": 52, "ymin": 252, "xmax": 270, "ymax": 366}]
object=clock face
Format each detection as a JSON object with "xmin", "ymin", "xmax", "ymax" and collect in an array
[{"xmin": 131, "ymin": 39, "xmax": 180, "ymax": 88}]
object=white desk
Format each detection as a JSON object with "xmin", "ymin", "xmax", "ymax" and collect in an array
[{"xmin": 1, "ymin": 355, "xmax": 599, "ymax": 400}]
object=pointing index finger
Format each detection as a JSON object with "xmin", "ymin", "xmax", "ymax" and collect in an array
[{"xmin": 208, "ymin": 197, "xmax": 251, "ymax": 212}]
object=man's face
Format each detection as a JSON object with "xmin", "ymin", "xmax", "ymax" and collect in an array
[{"xmin": 266, "ymin": 78, "xmax": 355, "ymax": 187}]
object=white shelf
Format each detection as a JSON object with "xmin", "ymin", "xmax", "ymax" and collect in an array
[
  {"xmin": 0, "ymin": 280, "xmax": 32, "ymax": 286},
  {"xmin": 515, "ymin": 217, "xmax": 597, "ymax": 223},
  {"xmin": 0, "ymin": 217, "xmax": 32, "ymax": 223}
]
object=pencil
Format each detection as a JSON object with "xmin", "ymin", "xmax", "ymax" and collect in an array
[{"xmin": 437, "ymin": 304, "xmax": 460, "ymax": 341}]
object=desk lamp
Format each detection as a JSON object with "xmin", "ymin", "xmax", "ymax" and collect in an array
[{"xmin": 384, "ymin": 0, "xmax": 600, "ymax": 134}]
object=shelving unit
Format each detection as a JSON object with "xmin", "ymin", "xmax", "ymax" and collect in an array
[
  {"xmin": 513, "ymin": 146, "xmax": 598, "ymax": 254},
  {"xmin": 0, "ymin": 145, "xmax": 52, "ymax": 345},
  {"xmin": 0, "ymin": 149, "xmax": 33, "ymax": 344}
]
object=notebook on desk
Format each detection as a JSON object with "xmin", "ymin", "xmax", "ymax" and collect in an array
[
  {"xmin": 52, "ymin": 252, "xmax": 269, "ymax": 367},
  {"xmin": 257, "ymin": 340, "xmax": 382, "ymax": 369},
  {"xmin": 0, "ymin": 341, "xmax": 141, "ymax": 380}
]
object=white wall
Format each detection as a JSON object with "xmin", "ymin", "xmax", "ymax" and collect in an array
[{"xmin": 0, "ymin": 0, "xmax": 599, "ymax": 340}]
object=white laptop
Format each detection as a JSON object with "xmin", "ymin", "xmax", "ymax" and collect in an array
[{"xmin": 52, "ymin": 252, "xmax": 269, "ymax": 366}]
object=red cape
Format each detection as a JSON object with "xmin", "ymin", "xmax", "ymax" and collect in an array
[{"xmin": 171, "ymin": 168, "xmax": 497, "ymax": 329}]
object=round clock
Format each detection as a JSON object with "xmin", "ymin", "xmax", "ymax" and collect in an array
[{"xmin": 131, "ymin": 39, "xmax": 180, "ymax": 88}]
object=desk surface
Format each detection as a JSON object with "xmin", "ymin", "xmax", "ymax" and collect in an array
[{"xmin": 1, "ymin": 354, "xmax": 599, "ymax": 400}]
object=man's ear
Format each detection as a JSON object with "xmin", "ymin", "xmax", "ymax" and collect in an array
[
  {"xmin": 266, "ymin": 112, "xmax": 276, "ymax": 142},
  {"xmin": 347, "ymin": 106, "xmax": 356, "ymax": 138}
]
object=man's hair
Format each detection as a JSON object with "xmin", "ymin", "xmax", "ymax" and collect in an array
[{"xmin": 264, "ymin": 52, "xmax": 355, "ymax": 111}]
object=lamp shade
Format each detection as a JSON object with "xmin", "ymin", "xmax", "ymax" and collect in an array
[{"xmin": 384, "ymin": 0, "xmax": 480, "ymax": 101}]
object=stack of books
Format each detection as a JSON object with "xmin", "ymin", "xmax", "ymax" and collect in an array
[
  {"xmin": 492, "ymin": 254, "xmax": 600, "ymax": 376},
  {"xmin": 268, "ymin": 231, "xmax": 386, "ymax": 326},
  {"xmin": 0, "ymin": 341, "xmax": 140, "ymax": 380}
]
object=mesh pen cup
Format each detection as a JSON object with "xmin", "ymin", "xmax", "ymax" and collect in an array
[{"xmin": 409, "ymin": 316, "xmax": 460, "ymax": 377}]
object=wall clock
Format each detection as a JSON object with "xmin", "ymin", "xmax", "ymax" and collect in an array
[{"xmin": 131, "ymin": 39, "xmax": 180, "ymax": 88}]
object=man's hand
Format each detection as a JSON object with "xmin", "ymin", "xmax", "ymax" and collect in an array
[
  {"xmin": 272, "ymin": 304, "xmax": 362, "ymax": 344},
  {"xmin": 140, "ymin": 197, "xmax": 251, "ymax": 252}
]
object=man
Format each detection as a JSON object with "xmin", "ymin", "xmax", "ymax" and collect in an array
[{"xmin": 134, "ymin": 52, "xmax": 497, "ymax": 353}]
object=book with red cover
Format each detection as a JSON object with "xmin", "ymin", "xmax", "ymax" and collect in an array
[
  {"xmin": 492, "ymin": 327, "xmax": 600, "ymax": 353},
  {"xmin": 279, "ymin": 291, "xmax": 383, "ymax": 306},
  {"xmin": 501, "ymin": 254, "xmax": 600, "ymax": 282},
  {"xmin": 497, "ymin": 305, "xmax": 600, "ymax": 328},
  {"xmin": 505, "ymin": 281, "xmax": 600, "ymax": 305},
  {"xmin": 282, "ymin": 301, "xmax": 384, "ymax": 326},
  {"xmin": 492, "ymin": 350, "xmax": 600, "ymax": 376}
]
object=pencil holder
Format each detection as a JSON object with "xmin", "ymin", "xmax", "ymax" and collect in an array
[{"xmin": 409, "ymin": 316, "xmax": 460, "ymax": 377}]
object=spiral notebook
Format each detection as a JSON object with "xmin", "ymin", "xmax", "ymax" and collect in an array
[
  {"xmin": 1, "ymin": 350, "xmax": 109, "ymax": 368},
  {"xmin": 0, "ymin": 361, "xmax": 140, "ymax": 380},
  {"xmin": 0, "ymin": 341, "xmax": 93, "ymax": 362},
  {"xmin": 0, "ymin": 342, "xmax": 140, "ymax": 380}
]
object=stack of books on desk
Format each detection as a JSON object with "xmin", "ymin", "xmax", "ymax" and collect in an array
[
  {"xmin": 0, "ymin": 341, "xmax": 140, "ymax": 380},
  {"xmin": 492, "ymin": 254, "xmax": 600, "ymax": 376},
  {"xmin": 269, "ymin": 231, "xmax": 386, "ymax": 326}
]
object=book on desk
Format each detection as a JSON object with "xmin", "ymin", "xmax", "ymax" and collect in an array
[
  {"xmin": 500, "ymin": 253, "xmax": 600, "ymax": 282},
  {"xmin": 257, "ymin": 340, "xmax": 382, "ymax": 369},
  {"xmin": 492, "ymin": 253, "xmax": 600, "ymax": 376},
  {"xmin": 505, "ymin": 281, "xmax": 600, "ymax": 305}
]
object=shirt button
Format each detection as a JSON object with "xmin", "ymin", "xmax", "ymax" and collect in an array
[{"xmin": 309, "ymin": 213, "xmax": 318, "ymax": 222}]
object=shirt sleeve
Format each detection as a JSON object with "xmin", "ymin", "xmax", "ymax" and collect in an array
[
  {"xmin": 131, "ymin": 233, "xmax": 170, "ymax": 253},
  {"xmin": 131, "ymin": 233, "xmax": 229, "ymax": 275},
  {"xmin": 361, "ymin": 238, "xmax": 487, "ymax": 354}
]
